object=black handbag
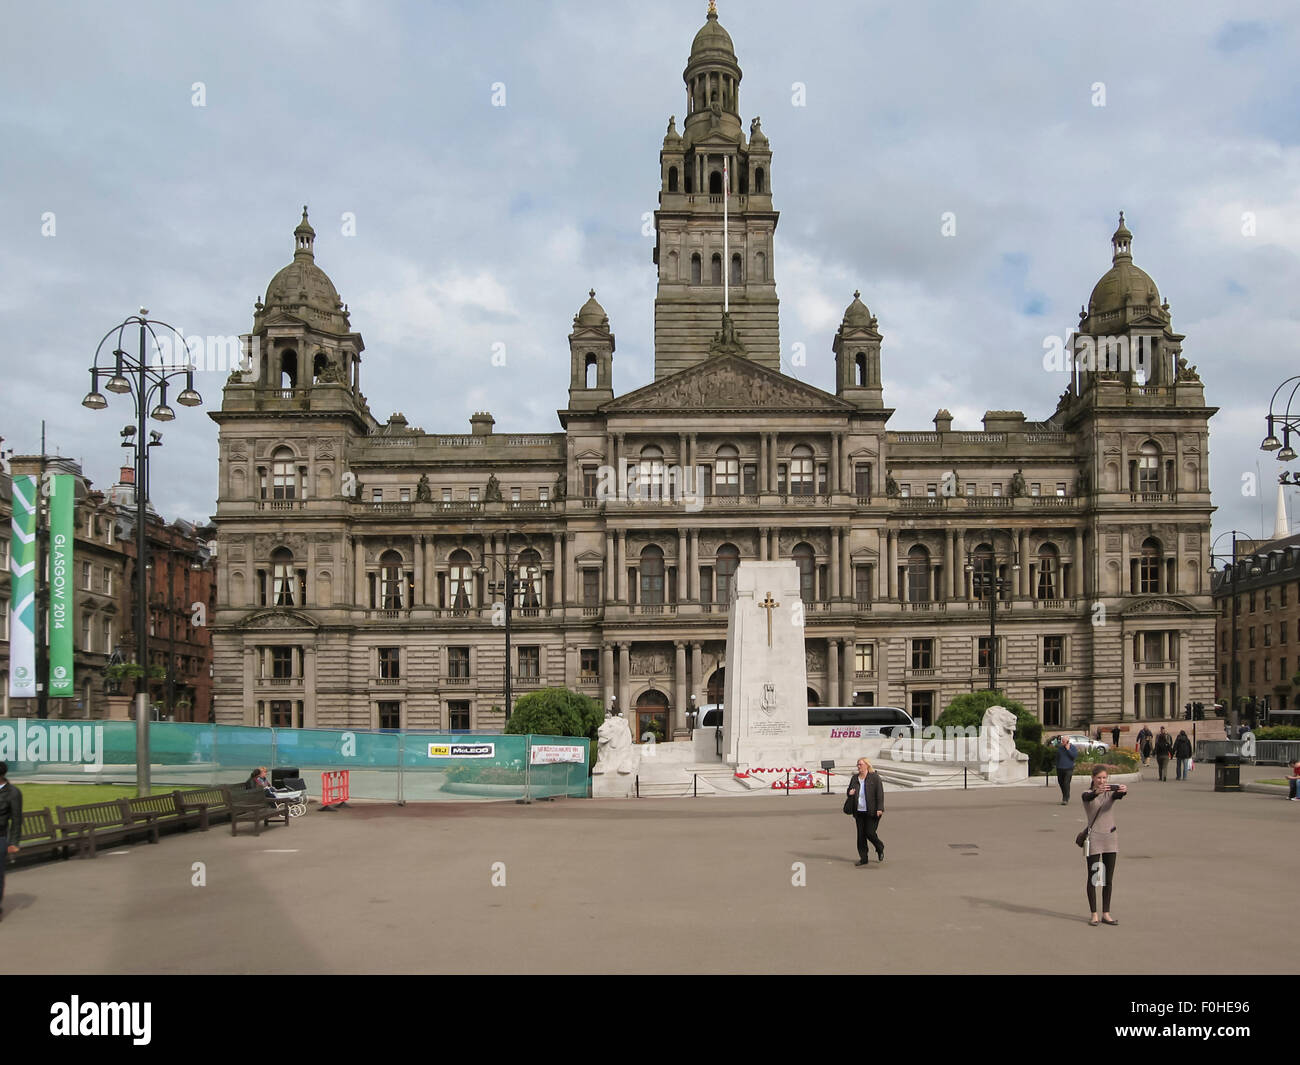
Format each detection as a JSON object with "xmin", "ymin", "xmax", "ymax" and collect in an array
[
  {"xmin": 1075, "ymin": 797, "xmax": 1104, "ymax": 847},
  {"xmin": 843, "ymin": 788, "xmax": 857, "ymax": 815}
]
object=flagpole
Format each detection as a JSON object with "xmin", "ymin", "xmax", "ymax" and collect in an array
[{"xmin": 723, "ymin": 156, "xmax": 729, "ymax": 315}]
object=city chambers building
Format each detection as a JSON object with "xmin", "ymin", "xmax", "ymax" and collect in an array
[{"xmin": 209, "ymin": 4, "xmax": 1217, "ymax": 739}]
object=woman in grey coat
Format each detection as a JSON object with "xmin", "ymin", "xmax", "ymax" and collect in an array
[{"xmin": 1081, "ymin": 764, "xmax": 1127, "ymax": 926}]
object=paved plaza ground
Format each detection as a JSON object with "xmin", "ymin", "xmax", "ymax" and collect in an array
[{"xmin": 4, "ymin": 763, "xmax": 1296, "ymax": 974}]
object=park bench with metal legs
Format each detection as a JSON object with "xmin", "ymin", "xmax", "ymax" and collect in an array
[
  {"xmin": 15, "ymin": 808, "xmax": 84, "ymax": 862},
  {"xmin": 56, "ymin": 799, "xmax": 158, "ymax": 856},
  {"xmin": 176, "ymin": 787, "xmax": 235, "ymax": 830},
  {"xmin": 227, "ymin": 785, "xmax": 291, "ymax": 837},
  {"xmin": 124, "ymin": 792, "xmax": 207, "ymax": 837}
]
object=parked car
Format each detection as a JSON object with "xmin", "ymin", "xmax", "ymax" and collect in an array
[{"xmin": 1047, "ymin": 734, "xmax": 1108, "ymax": 753}]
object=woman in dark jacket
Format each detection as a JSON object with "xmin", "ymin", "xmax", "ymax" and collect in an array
[
  {"xmin": 1173, "ymin": 730, "xmax": 1193, "ymax": 780},
  {"xmin": 845, "ymin": 757, "xmax": 885, "ymax": 866},
  {"xmin": 1081, "ymin": 764, "xmax": 1127, "ymax": 926}
]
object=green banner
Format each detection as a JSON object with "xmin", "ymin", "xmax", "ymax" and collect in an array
[
  {"xmin": 48, "ymin": 474, "xmax": 74, "ymax": 697},
  {"xmin": 8, "ymin": 475, "xmax": 36, "ymax": 699}
]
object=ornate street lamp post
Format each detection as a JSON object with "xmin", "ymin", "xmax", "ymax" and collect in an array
[
  {"xmin": 964, "ymin": 544, "xmax": 1020, "ymax": 695},
  {"xmin": 1209, "ymin": 529, "xmax": 1260, "ymax": 742},
  {"xmin": 84, "ymin": 311, "xmax": 201, "ymax": 796},
  {"xmin": 477, "ymin": 530, "xmax": 539, "ymax": 723}
]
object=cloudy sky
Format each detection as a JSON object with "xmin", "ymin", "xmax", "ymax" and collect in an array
[{"xmin": 2, "ymin": 0, "xmax": 1298, "ymax": 549}]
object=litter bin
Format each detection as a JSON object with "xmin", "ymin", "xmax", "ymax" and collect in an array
[{"xmin": 1214, "ymin": 754, "xmax": 1241, "ymax": 793}]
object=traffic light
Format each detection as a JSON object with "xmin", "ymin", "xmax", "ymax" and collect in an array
[
  {"xmin": 1193, "ymin": 702, "xmax": 1206, "ymax": 720},
  {"xmin": 1183, "ymin": 703, "xmax": 1192, "ymax": 720}
]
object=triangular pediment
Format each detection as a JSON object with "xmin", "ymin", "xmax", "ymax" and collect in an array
[
  {"xmin": 239, "ymin": 608, "xmax": 320, "ymax": 630},
  {"xmin": 1119, "ymin": 596, "xmax": 1197, "ymax": 616},
  {"xmin": 603, "ymin": 355, "xmax": 853, "ymax": 413},
  {"xmin": 259, "ymin": 310, "xmax": 313, "ymax": 330}
]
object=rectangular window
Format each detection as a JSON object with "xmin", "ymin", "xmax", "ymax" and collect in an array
[
  {"xmin": 1250, "ymin": 592, "xmax": 1256, "ymax": 613},
  {"xmin": 1043, "ymin": 635, "xmax": 1064, "ymax": 666},
  {"xmin": 1265, "ymin": 625, "xmax": 1272, "ymax": 647},
  {"xmin": 378, "ymin": 701, "xmax": 401, "ymax": 729},
  {"xmin": 518, "ymin": 645, "xmax": 540, "ymax": 679},
  {"xmin": 926, "ymin": 483, "xmax": 937, "ymax": 498},
  {"xmin": 991, "ymin": 483, "xmax": 1002, "ymax": 497},
  {"xmin": 1249, "ymin": 627, "xmax": 1256, "ymax": 649},
  {"xmin": 978, "ymin": 636, "xmax": 1000, "ymax": 669},
  {"xmin": 1283, "ymin": 620, "xmax": 1289, "ymax": 645},
  {"xmin": 583, "ymin": 468, "xmax": 598, "ymax": 499},
  {"xmin": 854, "ymin": 464, "xmax": 871, "ymax": 498},
  {"xmin": 1056, "ymin": 483, "xmax": 1067, "ymax": 497},
  {"xmin": 82, "ymin": 561, "xmax": 92, "ymax": 589},
  {"xmin": 448, "ymin": 701, "xmax": 471, "ymax": 730},
  {"xmin": 102, "ymin": 617, "xmax": 112, "ymax": 654},
  {"xmin": 469, "ymin": 488, "xmax": 480, "ymax": 503},
  {"xmin": 448, "ymin": 647, "xmax": 470, "ymax": 679},
  {"xmin": 900, "ymin": 484, "xmax": 911, "ymax": 498},
  {"xmin": 816, "ymin": 463, "xmax": 829, "ymax": 494},
  {"xmin": 81, "ymin": 614, "xmax": 91, "ymax": 651},
  {"xmin": 372, "ymin": 488, "xmax": 383, "ymax": 503},
  {"xmin": 777, "ymin": 464, "xmax": 788, "ymax": 494},
  {"xmin": 743, "ymin": 464, "xmax": 758, "ymax": 495},
  {"xmin": 582, "ymin": 569, "xmax": 600, "ymax": 606},
  {"xmin": 1043, "ymin": 688, "xmax": 1065, "ymax": 728},
  {"xmin": 270, "ymin": 700, "xmax": 294, "ymax": 727},
  {"xmin": 911, "ymin": 638, "xmax": 933, "ymax": 670},
  {"xmin": 855, "ymin": 566, "xmax": 873, "ymax": 604},
  {"xmin": 855, "ymin": 644, "xmax": 875, "ymax": 673},
  {"xmin": 909, "ymin": 691, "xmax": 935, "ymax": 728},
  {"xmin": 1030, "ymin": 483, "xmax": 1041, "ymax": 496},
  {"xmin": 539, "ymin": 486, "xmax": 550, "ymax": 502},
  {"xmin": 1249, "ymin": 661, "xmax": 1256, "ymax": 683},
  {"xmin": 511, "ymin": 487, "xmax": 521, "ymax": 502},
  {"xmin": 271, "ymin": 646, "xmax": 295, "ymax": 679},
  {"xmin": 103, "ymin": 567, "xmax": 113, "ymax": 595},
  {"xmin": 400, "ymin": 487, "xmax": 411, "ymax": 502},
  {"xmin": 1265, "ymin": 659, "xmax": 1273, "ymax": 682},
  {"xmin": 966, "ymin": 483, "xmax": 976, "ymax": 497},
  {"xmin": 580, "ymin": 649, "xmax": 600, "ymax": 679},
  {"xmin": 442, "ymin": 488, "xmax": 452, "ymax": 503},
  {"xmin": 378, "ymin": 646, "xmax": 401, "ymax": 680}
]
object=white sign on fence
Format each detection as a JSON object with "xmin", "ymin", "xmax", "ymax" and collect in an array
[{"xmin": 530, "ymin": 744, "xmax": 585, "ymax": 765}]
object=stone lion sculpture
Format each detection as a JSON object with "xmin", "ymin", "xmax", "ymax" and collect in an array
[
  {"xmin": 593, "ymin": 712, "xmax": 638, "ymax": 776},
  {"xmin": 980, "ymin": 705, "xmax": 1028, "ymax": 781}
]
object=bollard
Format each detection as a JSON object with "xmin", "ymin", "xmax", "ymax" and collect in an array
[
  {"xmin": 786, "ymin": 769, "xmax": 791, "ymax": 795},
  {"xmin": 693, "ymin": 773, "xmax": 698, "ymax": 798},
  {"xmin": 964, "ymin": 765, "xmax": 967, "ymax": 790},
  {"xmin": 635, "ymin": 775, "xmax": 640, "ymax": 799}
]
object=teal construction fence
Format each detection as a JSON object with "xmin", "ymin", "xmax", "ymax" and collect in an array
[{"xmin": 0, "ymin": 719, "xmax": 591, "ymax": 802}]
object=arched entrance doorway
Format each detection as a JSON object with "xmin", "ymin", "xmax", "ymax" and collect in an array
[
  {"xmin": 707, "ymin": 668, "xmax": 725, "ymax": 705},
  {"xmin": 636, "ymin": 689, "xmax": 670, "ymax": 743},
  {"xmin": 807, "ymin": 687, "xmax": 821, "ymax": 707}
]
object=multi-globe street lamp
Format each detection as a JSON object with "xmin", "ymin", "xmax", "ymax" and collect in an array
[
  {"xmin": 475, "ymin": 530, "xmax": 540, "ymax": 724},
  {"xmin": 84, "ymin": 311, "xmax": 202, "ymax": 796},
  {"xmin": 964, "ymin": 545, "xmax": 1020, "ymax": 695}
]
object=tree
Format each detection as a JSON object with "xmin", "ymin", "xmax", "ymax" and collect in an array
[
  {"xmin": 504, "ymin": 687, "xmax": 603, "ymax": 742},
  {"xmin": 936, "ymin": 689, "xmax": 1049, "ymax": 771}
]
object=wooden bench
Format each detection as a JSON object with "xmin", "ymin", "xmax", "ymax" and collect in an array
[
  {"xmin": 176, "ymin": 787, "xmax": 235, "ymax": 830},
  {"xmin": 124, "ymin": 793, "xmax": 206, "ymax": 837},
  {"xmin": 228, "ymin": 784, "xmax": 290, "ymax": 837},
  {"xmin": 15, "ymin": 807, "xmax": 84, "ymax": 862},
  {"xmin": 56, "ymin": 799, "xmax": 157, "ymax": 857}
]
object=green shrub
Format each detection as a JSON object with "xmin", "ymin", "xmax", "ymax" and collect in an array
[
  {"xmin": 504, "ymin": 687, "xmax": 602, "ymax": 739},
  {"xmin": 1077, "ymin": 746, "xmax": 1139, "ymax": 772},
  {"xmin": 937, "ymin": 690, "xmax": 1034, "ymax": 732},
  {"xmin": 1257, "ymin": 726, "xmax": 1300, "ymax": 741}
]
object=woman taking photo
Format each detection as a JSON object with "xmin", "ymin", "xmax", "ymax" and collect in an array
[{"xmin": 1081, "ymin": 765, "xmax": 1126, "ymax": 926}]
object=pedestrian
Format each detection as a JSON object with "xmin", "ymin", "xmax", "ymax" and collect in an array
[
  {"xmin": 844, "ymin": 757, "xmax": 884, "ymax": 866},
  {"xmin": 1173, "ymin": 729, "xmax": 1193, "ymax": 780},
  {"xmin": 1111, "ymin": 725, "xmax": 1121, "ymax": 747},
  {"xmin": 1081, "ymin": 765, "xmax": 1127, "ymax": 926},
  {"xmin": 1287, "ymin": 761, "xmax": 1300, "ymax": 801},
  {"xmin": 1055, "ymin": 735, "xmax": 1079, "ymax": 805},
  {"xmin": 1154, "ymin": 727, "xmax": 1173, "ymax": 782},
  {"xmin": 1136, "ymin": 726, "xmax": 1153, "ymax": 767},
  {"xmin": 0, "ymin": 761, "xmax": 22, "ymax": 922}
]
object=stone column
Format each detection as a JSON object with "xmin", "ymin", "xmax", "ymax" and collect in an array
[
  {"xmin": 675, "ymin": 641, "xmax": 687, "ymax": 733},
  {"xmin": 552, "ymin": 532, "xmax": 563, "ymax": 605},
  {"xmin": 830, "ymin": 435, "xmax": 840, "ymax": 493},
  {"xmin": 841, "ymin": 529, "xmax": 852, "ymax": 598},
  {"xmin": 678, "ymin": 528, "xmax": 688, "ymax": 601},
  {"xmin": 827, "ymin": 638, "xmax": 839, "ymax": 706},
  {"xmin": 688, "ymin": 528, "xmax": 699, "ymax": 601},
  {"xmin": 606, "ymin": 530, "xmax": 616, "ymax": 601},
  {"xmin": 616, "ymin": 530, "xmax": 627, "ymax": 602},
  {"xmin": 354, "ymin": 537, "xmax": 366, "ymax": 607},
  {"xmin": 769, "ymin": 433, "xmax": 779, "ymax": 492},
  {"xmin": 303, "ymin": 647, "xmax": 317, "ymax": 727},
  {"xmin": 955, "ymin": 529, "xmax": 967, "ymax": 599},
  {"xmin": 691, "ymin": 641, "xmax": 705, "ymax": 704},
  {"xmin": 759, "ymin": 527, "xmax": 768, "ymax": 561},
  {"xmin": 830, "ymin": 528, "xmax": 841, "ymax": 601},
  {"xmin": 618, "ymin": 643, "xmax": 631, "ymax": 715},
  {"xmin": 842, "ymin": 638, "xmax": 855, "ymax": 704},
  {"xmin": 887, "ymin": 530, "xmax": 898, "ymax": 600},
  {"xmin": 1018, "ymin": 529, "xmax": 1030, "ymax": 598},
  {"xmin": 946, "ymin": 530, "xmax": 957, "ymax": 600},
  {"xmin": 601, "ymin": 642, "xmax": 614, "ymax": 709},
  {"xmin": 413, "ymin": 536, "xmax": 424, "ymax": 607},
  {"xmin": 566, "ymin": 533, "xmax": 578, "ymax": 606},
  {"xmin": 759, "ymin": 434, "xmax": 768, "ymax": 492}
]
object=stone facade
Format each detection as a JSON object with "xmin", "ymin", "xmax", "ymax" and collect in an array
[{"xmin": 208, "ymin": 7, "xmax": 1217, "ymax": 738}]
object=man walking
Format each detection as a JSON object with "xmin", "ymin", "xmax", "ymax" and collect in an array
[
  {"xmin": 1173, "ymin": 729, "xmax": 1193, "ymax": 781},
  {"xmin": 1055, "ymin": 735, "xmax": 1079, "ymax": 804},
  {"xmin": 1111, "ymin": 724, "xmax": 1121, "ymax": 748},
  {"xmin": 0, "ymin": 762, "xmax": 22, "ymax": 921},
  {"xmin": 1154, "ymin": 726, "xmax": 1174, "ymax": 782},
  {"xmin": 844, "ymin": 757, "xmax": 884, "ymax": 866},
  {"xmin": 1135, "ymin": 725, "xmax": 1153, "ymax": 767}
]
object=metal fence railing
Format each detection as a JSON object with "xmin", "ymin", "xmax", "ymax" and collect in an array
[
  {"xmin": 1194, "ymin": 739, "xmax": 1300, "ymax": 767},
  {"xmin": 0, "ymin": 719, "xmax": 590, "ymax": 802}
]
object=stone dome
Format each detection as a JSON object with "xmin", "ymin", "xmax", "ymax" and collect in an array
[
  {"xmin": 1087, "ymin": 212, "xmax": 1161, "ymax": 318},
  {"xmin": 842, "ymin": 290, "xmax": 874, "ymax": 328},
  {"xmin": 259, "ymin": 207, "xmax": 350, "ymax": 334},
  {"xmin": 575, "ymin": 289, "xmax": 609, "ymax": 329},
  {"xmin": 690, "ymin": 3, "xmax": 735, "ymax": 61}
]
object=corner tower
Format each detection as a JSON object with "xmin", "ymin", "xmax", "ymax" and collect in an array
[{"xmin": 652, "ymin": 2, "xmax": 780, "ymax": 379}]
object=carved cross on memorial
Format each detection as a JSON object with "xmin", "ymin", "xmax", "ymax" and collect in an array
[{"xmin": 760, "ymin": 591, "xmax": 780, "ymax": 647}]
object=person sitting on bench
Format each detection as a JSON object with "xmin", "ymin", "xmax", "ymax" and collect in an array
[{"xmin": 248, "ymin": 767, "xmax": 272, "ymax": 792}]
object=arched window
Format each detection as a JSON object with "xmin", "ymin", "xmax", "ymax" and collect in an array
[
  {"xmin": 1037, "ymin": 543, "xmax": 1059, "ymax": 600},
  {"xmin": 667, "ymin": 249, "xmax": 679, "ymax": 281},
  {"xmin": 668, "ymin": 166, "xmax": 679, "ymax": 193},
  {"xmin": 730, "ymin": 253, "xmax": 742, "ymax": 285},
  {"xmin": 908, "ymin": 545, "xmax": 931, "ymax": 603},
  {"xmin": 271, "ymin": 447, "xmax": 297, "ymax": 500},
  {"xmin": 449, "ymin": 549, "xmax": 474, "ymax": 612},
  {"xmin": 690, "ymin": 253, "xmax": 702, "ymax": 285},
  {"xmin": 313, "ymin": 352, "xmax": 329, "ymax": 383},
  {"xmin": 807, "ymin": 687, "xmax": 821, "ymax": 707},
  {"xmin": 855, "ymin": 352, "xmax": 867, "ymax": 388},
  {"xmin": 971, "ymin": 543, "xmax": 994, "ymax": 601},
  {"xmin": 640, "ymin": 545, "xmax": 665, "ymax": 606},
  {"xmin": 707, "ymin": 668, "xmax": 725, "ymax": 704},
  {"xmin": 755, "ymin": 251, "xmax": 766, "ymax": 282},
  {"xmin": 1137, "ymin": 441, "xmax": 1161, "ymax": 493},
  {"xmin": 379, "ymin": 549, "xmax": 404, "ymax": 609},
  {"xmin": 715, "ymin": 444, "xmax": 739, "ymax": 496},
  {"xmin": 790, "ymin": 444, "xmax": 814, "ymax": 496},
  {"xmin": 585, "ymin": 353, "xmax": 598, "ymax": 389},
  {"xmin": 755, "ymin": 167, "xmax": 765, "ymax": 193},
  {"xmin": 516, "ymin": 549, "xmax": 542, "ymax": 611},
  {"xmin": 716, "ymin": 543, "xmax": 740, "ymax": 604},
  {"xmin": 709, "ymin": 170, "xmax": 723, "ymax": 195},
  {"xmin": 271, "ymin": 547, "xmax": 296, "ymax": 607},
  {"xmin": 279, "ymin": 348, "xmax": 297, "ymax": 389},
  {"xmin": 710, "ymin": 253, "xmax": 722, "ymax": 285},
  {"xmin": 1139, "ymin": 537, "xmax": 1161, "ymax": 593},
  {"xmin": 794, "ymin": 543, "xmax": 815, "ymax": 603},
  {"xmin": 637, "ymin": 445, "xmax": 665, "ymax": 500}
]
